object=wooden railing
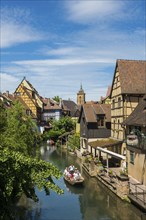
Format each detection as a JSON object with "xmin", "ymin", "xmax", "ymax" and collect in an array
[{"xmin": 129, "ymin": 182, "xmax": 146, "ymax": 205}]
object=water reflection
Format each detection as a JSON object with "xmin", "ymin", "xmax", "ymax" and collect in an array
[{"xmin": 15, "ymin": 144, "xmax": 144, "ymax": 220}]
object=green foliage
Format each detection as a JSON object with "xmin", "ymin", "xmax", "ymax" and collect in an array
[
  {"xmin": 1, "ymin": 101, "xmax": 39, "ymax": 155},
  {"xmin": 0, "ymin": 147, "xmax": 63, "ymax": 219},
  {"xmin": 52, "ymin": 96, "xmax": 60, "ymax": 103},
  {"xmin": 0, "ymin": 101, "xmax": 63, "ymax": 219},
  {"xmin": 52, "ymin": 116, "xmax": 75, "ymax": 132},
  {"xmin": 67, "ymin": 133, "xmax": 80, "ymax": 151},
  {"xmin": 47, "ymin": 130, "xmax": 62, "ymax": 142},
  {"xmin": 0, "ymin": 101, "xmax": 7, "ymax": 133},
  {"xmin": 47, "ymin": 116, "xmax": 75, "ymax": 142}
]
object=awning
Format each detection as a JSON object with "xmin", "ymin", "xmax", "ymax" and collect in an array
[{"xmin": 88, "ymin": 138, "xmax": 122, "ymax": 148}]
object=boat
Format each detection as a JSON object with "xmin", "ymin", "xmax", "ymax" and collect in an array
[
  {"xmin": 63, "ymin": 166, "xmax": 84, "ymax": 185},
  {"xmin": 64, "ymin": 175, "xmax": 84, "ymax": 186}
]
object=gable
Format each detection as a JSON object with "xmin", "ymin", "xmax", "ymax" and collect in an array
[
  {"xmin": 110, "ymin": 65, "xmax": 122, "ymax": 98},
  {"xmin": 15, "ymin": 78, "xmax": 43, "ymax": 108}
]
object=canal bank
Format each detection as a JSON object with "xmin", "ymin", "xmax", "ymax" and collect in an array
[{"xmin": 75, "ymin": 148, "xmax": 146, "ymax": 213}]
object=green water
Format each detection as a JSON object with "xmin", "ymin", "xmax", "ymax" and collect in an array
[{"xmin": 15, "ymin": 145, "xmax": 145, "ymax": 220}]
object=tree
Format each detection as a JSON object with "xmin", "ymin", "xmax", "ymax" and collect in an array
[
  {"xmin": 0, "ymin": 101, "xmax": 63, "ymax": 219},
  {"xmin": 52, "ymin": 96, "xmax": 60, "ymax": 103},
  {"xmin": 1, "ymin": 100, "xmax": 39, "ymax": 155},
  {"xmin": 47, "ymin": 116, "xmax": 75, "ymax": 141},
  {"xmin": 67, "ymin": 133, "xmax": 80, "ymax": 151}
]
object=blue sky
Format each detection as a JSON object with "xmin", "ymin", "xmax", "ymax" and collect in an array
[{"xmin": 1, "ymin": 0, "xmax": 146, "ymax": 102}]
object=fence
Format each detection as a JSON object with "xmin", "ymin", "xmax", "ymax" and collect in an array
[{"xmin": 129, "ymin": 182, "xmax": 146, "ymax": 205}]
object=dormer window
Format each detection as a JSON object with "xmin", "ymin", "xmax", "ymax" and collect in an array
[{"xmin": 97, "ymin": 116, "xmax": 105, "ymax": 127}]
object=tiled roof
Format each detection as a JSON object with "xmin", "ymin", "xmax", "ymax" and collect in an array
[
  {"xmin": 83, "ymin": 104, "xmax": 96, "ymax": 122},
  {"xmin": 123, "ymin": 94, "xmax": 146, "ymax": 126},
  {"xmin": 82, "ymin": 103, "xmax": 111, "ymax": 123},
  {"xmin": 42, "ymin": 98, "xmax": 61, "ymax": 110},
  {"xmin": 116, "ymin": 59, "xmax": 146, "ymax": 94},
  {"xmin": 62, "ymin": 100, "xmax": 79, "ymax": 117}
]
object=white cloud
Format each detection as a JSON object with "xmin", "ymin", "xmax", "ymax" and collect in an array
[
  {"xmin": 1, "ymin": 21, "xmax": 44, "ymax": 48},
  {"xmin": 1, "ymin": 8, "xmax": 45, "ymax": 48},
  {"xmin": 40, "ymin": 47, "xmax": 80, "ymax": 56},
  {"xmin": 13, "ymin": 58, "xmax": 114, "ymax": 67},
  {"xmin": 65, "ymin": 1, "xmax": 124, "ymax": 23},
  {"xmin": 0, "ymin": 73, "xmax": 20, "ymax": 92}
]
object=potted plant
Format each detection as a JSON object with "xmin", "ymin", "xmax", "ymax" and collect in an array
[
  {"xmin": 109, "ymin": 170, "xmax": 115, "ymax": 183},
  {"xmin": 117, "ymin": 168, "xmax": 129, "ymax": 181}
]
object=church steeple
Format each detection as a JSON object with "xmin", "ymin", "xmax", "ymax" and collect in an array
[
  {"xmin": 80, "ymin": 83, "xmax": 84, "ymax": 92},
  {"xmin": 77, "ymin": 84, "xmax": 85, "ymax": 105}
]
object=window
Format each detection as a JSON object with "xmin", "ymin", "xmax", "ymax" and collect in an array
[
  {"xmin": 112, "ymin": 99, "xmax": 115, "ymax": 109},
  {"xmin": 97, "ymin": 116, "xmax": 105, "ymax": 127},
  {"xmin": 118, "ymin": 97, "xmax": 121, "ymax": 108},
  {"xmin": 26, "ymin": 109, "xmax": 32, "ymax": 115},
  {"xmin": 16, "ymin": 92, "xmax": 20, "ymax": 96},
  {"xmin": 32, "ymin": 91, "xmax": 35, "ymax": 99},
  {"xmin": 130, "ymin": 151, "xmax": 134, "ymax": 164},
  {"xmin": 113, "ymin": 120, "xmax": 115, "ymax": 130},
  {"xmin": 118, "ymin": 120, "xmax": 120, "ymax": 129}
]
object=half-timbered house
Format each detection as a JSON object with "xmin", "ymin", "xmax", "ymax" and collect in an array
[
  {"xmin": 123, "ymin": 94, "xmax": 146, "ymax": 185},
  {"xmin": 15, "ymin": 77, "xmax": 43, "ymax": 122},
  {"xmin": 110, "ymin": 59, "xmax": 146, "ymax": 148}
]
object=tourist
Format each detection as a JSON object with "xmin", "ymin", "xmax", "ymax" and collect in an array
[
  {"xmin": 74, "ymin": 169, "xmax": 81, "ymax": 181},
  {"xmin": 69, "ymin": 165, "xmax": 75, "ymax": 173}
]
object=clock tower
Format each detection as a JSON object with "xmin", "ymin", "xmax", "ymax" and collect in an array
[{"xmin": 77, "ymin": 84, "xmax": 85, "ymax": 105}]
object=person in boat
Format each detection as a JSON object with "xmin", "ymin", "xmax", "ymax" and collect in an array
[
  {"xmin": 73, "ymin": 169, "xmax": 81, "ymax": 181},
  {"xmin": 68, "ymin": 165, "xmax": 75, "ymax": 173},
  {"xmin": 64, "ymin": 167, "xmax": 68, "ymax": 176},
  {"xmin": 64, "ymin": 167, "xmax": 72, "ymax": 179}
]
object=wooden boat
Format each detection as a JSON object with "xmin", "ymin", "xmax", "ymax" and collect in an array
[{"xmin": 64, "ymin": 175, "xmax": 84, "ymax": 186}]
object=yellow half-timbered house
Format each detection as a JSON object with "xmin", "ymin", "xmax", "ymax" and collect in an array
[
  {"xmin": 110, "ymin": 59, "xmax": 146, "ymax": 143},
  {"xmin": 15, "ymin": 77, "xmax": 43, "ymax": 121}
]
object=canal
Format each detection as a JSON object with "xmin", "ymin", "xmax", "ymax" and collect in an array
[{"xmin": 15, "ymin": 145, "xmax": 145, "ymax": 220}]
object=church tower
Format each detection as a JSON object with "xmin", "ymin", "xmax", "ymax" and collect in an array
[{"xmin": 77, "ymin": 84, "xmax": 85, "ymax": 105}]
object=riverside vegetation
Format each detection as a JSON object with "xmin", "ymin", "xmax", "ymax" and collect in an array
[{"xmin": 0, "ymin": 101, "xmax": 64, "ymax": 220}]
